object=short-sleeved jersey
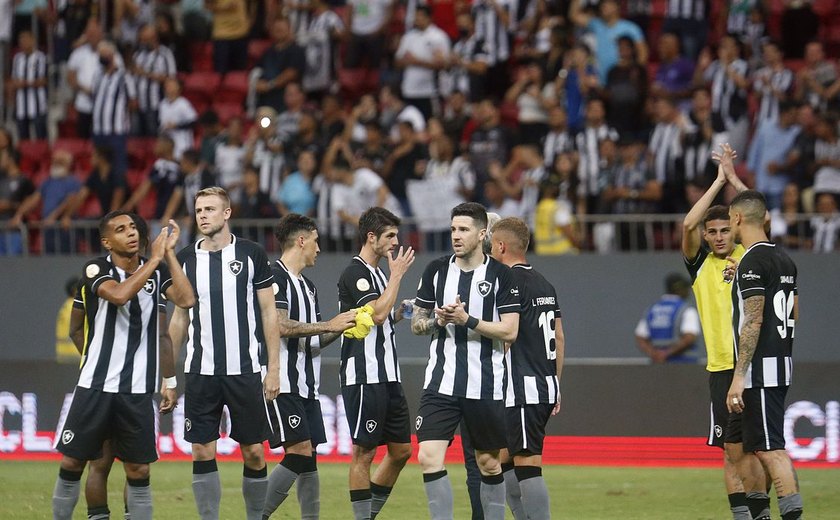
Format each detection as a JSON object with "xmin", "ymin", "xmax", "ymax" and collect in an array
[
  {"xmin": 685, "ymin": 243, "xmax": 745, "ymax": 372},
  {"xmin": 732, "ymin": 242, "xmax": 798, "ymax": 388},
  {"xmin": 337, "ymin": 256, "xmax": 400, "ymax": 386},
  {"xmin": 177, "ymin": 235, "xmax": 274, "ymax": 376},
  {"xmin": 77, "ymin": 255, "xmax": 172, "ymax": 394},
  {"xmin": 415, "ymin": 254, "xmax": 520, "ymax": 400},
  {"xmin": 504, "ymin": 264, "xmax": 561, "ymax": 407},
  {"xmin": 272, "ymin": 259, "xmax": 323, "ymax": 399}
]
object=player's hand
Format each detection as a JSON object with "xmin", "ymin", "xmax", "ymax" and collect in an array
[
  {"xmin": 150, "ymin": 228, "xmax": 168, "ymax": 262},
  {"xmin": 651, "ymin": 350, "xmax": 668, "ymax": 364},
  {"xmin": 439, "ymin": 295, "xmax": 468, "ymax": 326},
  {"xmin": 726, "ymin": 376, "xmax": 746, "ymax": 414},
  {"xmin": 552, "ymin": 394, "xmax": 562, "ymax": 416},
  {"xmin": 263, "ymin": 371, "xmax": 280, "ymax": 401},
  {"xmin": 723, "ymin": 256, "xmax": 739, "ymax": 283},
  {"xmin": 328, "ymin": 310, "xmax": 357, "ymax": 333},
  {"xmin": 159, "ymin": 387, "xmax": 177, "ymax": 414},
  {"xmin": 165, "ymin": 219, "xmax": 180, "ymax": 250},
  {"xmin": 387, "ymin": 246, "xmax": 415, "ymax": 279}
]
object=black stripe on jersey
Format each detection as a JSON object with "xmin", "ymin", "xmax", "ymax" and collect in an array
[
  {"xmin": 480, "ymin": 277, "xmax": 496, "ymax": 399},
  {"xmin": 209, "ymin": 251, "xmax": 227, "ymax": 374},
  {"xmin": 145, "ymin": 288, "xmax": 158, "ymax": 392},
  {"xmin": 428, "ymin": 266, "xmax": 450, "ymax": 392},
  {"xmin": 235, "ymin": 248, "xmax": 251, "ymax": 374},
  {"xmin": 89, "ymin": 301, "xmax": 118, "ymax": 390},
  {"xmin": 297, "ymin": 277, "xmax": 317, "ymax": 399},
  {"xmin": 187, "ymin": 265, "xmax": 203, "ymax": 374},
  {"xmin": 373, "ymin": 268, "xmax": 399, "ymax": 379},
  {"xmin": 287, "ymin": 279, "xmax": 303, "ymax": 390},
  {"xmin": 119, "ymin": 290, "xmax": 144, "ymax": 393},
  {"xmin": 453, "ymin": 270, "xmax": 474, "ymax": 397}
]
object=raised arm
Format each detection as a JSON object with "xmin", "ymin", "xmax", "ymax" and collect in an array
[
  {"xmin": 97, "ymin": 231, "xmax": 168, "ymax": 306},
  {"xmin": 682, "ymin": 164, "xmax": 726, "ymax": 258},
  {"xmin": 161, "ymin": 221, "xmax": 196, "ymax": 308},
  {"xmin": 369, "ymin": 247, "xmax": 415, "ymax": 325}
]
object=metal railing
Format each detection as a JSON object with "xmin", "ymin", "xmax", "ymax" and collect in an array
[{"xmin": 2, "ymin": 213, "xmax": 828, "ymax": 257}]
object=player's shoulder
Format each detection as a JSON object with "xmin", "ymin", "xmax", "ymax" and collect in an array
[
  {"xmin": 176, "ymin": 242, "xmax": 195, "ymax": 262},
  {"xmin": 271, "ymin": 260, "xmax": 291, "ymax": 280},
  {"xmin": 235, "ymin": 236, "xmax": 268, "ymax": 256},
  {"xmin": 339, "ymin": 256, "xmax": 370, "ymax": 280},
  {"xmin": 426, "ymin": 254, "xmax": 453, "ymax": 270}
]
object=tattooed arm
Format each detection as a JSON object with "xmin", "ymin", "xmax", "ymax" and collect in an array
[
  {"xmin": 727, "ymin": 295, "xmax": 765, "ymax": 413},
  {"xmin": 277, "ymin": 308, "xmax": 356, "ymax": 348},
  {"xmin": 411, "ymin": 306, "xmax": 443, "ymax": 336}
]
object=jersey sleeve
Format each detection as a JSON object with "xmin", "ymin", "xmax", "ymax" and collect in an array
[
  {"xmin": 679, "ymin": 305, "xmax": 702, "ymax": 335},
  {"xmin": 415, "ymin": 259, "xmax": 442, "ymax": 309},
  {"xmin": 251, "ymin": 245, "xmax": 274, "ymax": 289},
  {"xmin": 684, "ymin": 243, "xmax": 709, "ymax": 283},
  {"xmin": 494, "ymin": 266, "xmax": 520, "ymax": 315},
  {"xmin": 736, "ymin": 252, "xmax": 767, "ymax": 299},
  {"xmin": 339, "ymin": 262, "xmax": 379, "ymax": 308},
  {"xmin": 635, "ymin": 316, "xmax": 650, "ymax": 338},
  {"xmin": 83, "ymin": 258, "xmax": 115, "ymax": 295},
  {"xmin": 73, "ymin": 284, "xmax": 84, "ymax": 311},
  {"xmin": 158, "ymin": 261, "xmax": 173, "ymax": 295},
  {"xmin": 271, "ymin": 266, "xmax": 289, "ymax": 310}
]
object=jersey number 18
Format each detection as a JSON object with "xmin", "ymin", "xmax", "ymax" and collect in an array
[{"xmin": 538, "ymin": 311, "xmax": 557, "ymax": 360}]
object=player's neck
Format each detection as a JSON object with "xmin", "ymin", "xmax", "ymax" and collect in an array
[
  {"xmin": 454, "ymin": 249, "xmax": 485, "ymax": 271},
  {"xmin": 201, "ymin": 227, "xmax": 233, "ymax": 251},
  {"xmin": 358, "ymin": 246, "xmax": 380, "ymax": 268},
  {"xmin": 739, "ymin": 227, "xmax": 769, "ymax": 250},
  {"xmin": 504, "ymin": 255, "xmax": 528, "ymax": 267},
  {"xmin": 280, "ymin": 252, "xmax": 304, "ymax": 277},
  {"xmin": 110, "ymin": 250, "xmax": 141, "ymax": 273}
]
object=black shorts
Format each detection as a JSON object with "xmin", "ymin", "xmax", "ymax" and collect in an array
[
  {"xmin": 708, "ymin": 370, "xmax": 735, "ymax": 448},
  {"xmin": 506, "ymin": 403, "xmax": 554, "ymax": 456},
  {"xmin": 415, "ymin": 390, "xmax": 506, "ymax": 451},
  {"xmin": 266, "ymin": 393, "xmax": 326, "ymax": 449},
  {"xmin": 56, "ymin": 387, "xmax": 157, "ymax": 464},
  {"xmin": 342, "ymin": 382, "xmax": 411, "ymax": 449},
  {"xmin": 184, "ymin": 372, "xmax": 270, "ymax": 445},
  {"xmin": 736, "ymin": 386, "xmax": 789, "ymax": 453}
]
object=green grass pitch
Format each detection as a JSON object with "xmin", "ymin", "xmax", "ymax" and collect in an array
[{"xmin": 1, "ymin": 461, "xmax": 838, "ymax": 519}]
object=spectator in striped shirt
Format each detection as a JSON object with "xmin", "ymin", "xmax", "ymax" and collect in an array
[
  {"xmin": 91, "ymin": 40, "xmax": 136, "ymax": 181},
  {"xmin": 752, "ymin": 40, "xmax": 794, "ymax": 131},
  {"xmin": 10, "ymin": 30, "xmax": 48, "ymax": 140},
  {"xmin": 132, "ymin": 24, "xmax": 177, "ymax": 137}
]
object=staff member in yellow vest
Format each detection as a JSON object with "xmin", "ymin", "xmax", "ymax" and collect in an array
[
  {"xmin": 533, "ymin": 176, "xmax": 579, "ymax": 255},
  {"xmin": 682, "ymin": 143, "xmax": 767, "ymax": 520}
]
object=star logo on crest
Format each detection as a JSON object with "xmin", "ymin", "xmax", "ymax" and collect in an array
[
  {"xmin": 476, "ymin": 280, "xmax": 492, "ymax": 297},
  {"xmin": 289, "ymin": 415, "xmax": 301, "ymax": 429},
  {"xmin": 228, "ymin": 260, "xmax": 243, "ymax": 276}
]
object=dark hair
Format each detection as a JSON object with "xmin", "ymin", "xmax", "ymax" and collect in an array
[
  {"xmin": 665, "ymin": 273, "xmax": 690, "ymax": 294},
  {"xmin": 358, "ymin": 207, "xmax": 401, "ymax": 243},
  {"xmin": 99, "ymin": 210, "xmax": 135, "ymax": 236},
  {"xmin": 702, "ymin": 205, "xmax": 730, "ymax": 227},
  {"xmin": 778, "ymin": 99, "xmax": 799, "ymax": 114},
  {"xmin": 94, "ymin": 144, "xmax": 114, "ymax": 164},
  {"xmin": 199, "ymin": 109, "xmax": 220, "ymax": 127},
  {"xmin": 730, "ymin": 190, "xmax": 767, "ymax": 225},
  {"xmin": 130, "ymin": 212, "xmax": 150, "ymax": 251},
  {"xmin": 274, "ymin": 213, "xmax": 318, "ymax": 251},
  {"xmin": 451, "ymin": 202, "xmax": 488, "ymax": 230},
  {"xmin": 333, "ymin": 157, "xmax": 351, "ymax": 171},
  {"xmin": 65, "ymin": 277, "xmax": 79, "ymax": 298},
  {"xmin": 415, "ymin": 5, "xmax": 431, "ymax": 17},
  {"xmin": 181, "ymin": 148, "xmax": 201, "ymax": 165}
]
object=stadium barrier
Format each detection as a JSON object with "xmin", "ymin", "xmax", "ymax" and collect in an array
[{"xmin": 0, "ymin": 361, "xmax": 837, "ymax": 468}]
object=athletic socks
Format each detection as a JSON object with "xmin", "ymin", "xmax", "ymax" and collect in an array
[
  {"xmin": 515, "ymin": 466, "xmax": 550, "ymax": 520},
  {"xmin": 728, "ymin": 492, "xmax": 751, "ymax": 520},
  {"xmin": 779, "ymin": 493, "xmax": 804, "ymax": 520},
  {"xmin": 87, "ymin": 505, "xmax": 110, "ymax": 520},
  {"xmin": 126, "ymin": 478, "xmax": 152, "ymax": 520},
  {"xmin": 243, "ymin": 465, "xmax": 268, "ymax": 520},
  {"xmin": 53, "ymin": 468, "xmax": 82, "ymax": 520},
  {"xmin": 501, "ymin": 462, "xmax": 525, "ymax": 520},
  {"xmin": 746, "ymin": 492, "xmax": 771, "ymax": 520},
  {"xmin": 423, "ymin": 470, "xmax": 453, "ymax": 520},
  {"xmin": 370, "ymin": 481, "xmax": 393, "ymax": 519},
  {"xmin": 350, "ymin": 489, "xmax": 372, "ymax": 520},
  {"xmin": 192, "ymin": 459, "xmax": 222, "ymax": 520},
  {"xmin": 263, "ymin": 453, "xmax": 313, "ymax": 518},
  {"xmin": 295, "ymin": 454, "xmax": 320, "ymax": 520},
  {"xmin": 480, "ymin": 473, "xmax": 506, "ymax": 520}
]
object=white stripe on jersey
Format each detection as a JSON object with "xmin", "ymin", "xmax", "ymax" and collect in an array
[
  {"xmin": 276, "ymin": 260, "xmax": 322, "ymax": 398},
  {"xmin": 760, "ymin": 389, "xmax": 770, "ymax": 450}
]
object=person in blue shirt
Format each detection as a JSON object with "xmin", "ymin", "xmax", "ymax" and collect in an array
[
  {"xmin": 570, "ymin": 0, "xmax": 649, "ymax": 84},
  {"xmin": 635, "ymin": 273, "xmax": 702, "ymax": 364},
  {"xmin": 277, "ymin": 149, "xmax": 317, "ymax": 217},
  {"xmin": 747, "ymin": 100, "xmax": 801, "ymax": 211}
]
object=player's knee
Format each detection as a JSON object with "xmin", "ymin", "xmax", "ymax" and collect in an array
[
  {"xmin": 192, "ymin": 442, "xmax": 216, "ymax": 461},
  {"xmin": 475, "ymin": 450, "xmax": 501, "ymax": 475},
  {"xmin": 417, "ymin": 445, "xmax": 444, "ymax": 471},
  {"xmin": 390, "ymin": 443, "xmax": 412, "ymax": 465},
  {"xmin": 240, "ymin": 443, "xmax": 265, "ymax": 468},
  {"xmin": 351, "ymin": 445, "xmax": 376, "ymax": 466},
  {"xmin": 60, "ymin": 455, "xmax": 85, "ymax": 473},
  {"xmin": 123, "ymin": 462, "xmax": 150, "ymax": 481}
]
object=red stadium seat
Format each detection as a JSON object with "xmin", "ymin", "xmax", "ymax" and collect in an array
[
  {"xmin": 53, "ymin": 139, "xmax": 93, "ymax": 173},
  {"xmin": 212, "ymin": 102, "xmax": 245, "ymax": 124},
  {"xmin": 184, "ymin": 71, "xmax": 222, "ymax": 104},
  {"xmin": 126, "ymin": 168, "xmax": 148, "ymax": 190},
  {"xmin": 189, "ymin": 42, "xmax": 214, "ymax": 72},
  {"xmin": 338, "ymin": 68, "xmax": 380, "ymax": 101},
  {"xmin": 218, "ymin": 71, "xmax": 250, "ymax": 104},
  {"xmin": 18, "ymin": 139, "xmax": 50, "ymax": 176},
  {"xmin": 127, "ymin": 138, "xmax": 158, "ymax": 171}
]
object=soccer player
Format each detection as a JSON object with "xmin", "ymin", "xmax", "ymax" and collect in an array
[
  {"xmin": 169, "ymin": 187, "xmax": 281, "ymax": 520},
  {"xmin": 262, "ymin": 214, "xmax": 356, "ymax": 519},
  {"xmin": 489, "ymin": 217, "xmax": 564, "ymax": 520},
  {"xmin": 726, "ymin": 190, "xmax": 803, "ymax": 520},
  {"xmin": 337, "ymin": 207, "xmax": 416, "ymax": 520},
  {"xmin": 52, "ymin": 211, "xmax": 195, "ymax": 520},
  {"xmin": 412, "ymin": 202, "xmax": 520, "ymax": 520},
  {"xmin": 682, "ymin": 144, "xmax": 767, "ymax": 520}
]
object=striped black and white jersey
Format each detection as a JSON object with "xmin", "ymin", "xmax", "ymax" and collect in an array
[
  {"xmin": 11, "ymin": 50, "xmax": 48, "ymax": 119},
  {"xmin": 77, "ymin": 255, "xmax": 172, "ymax": 394},
  {"xmin": 299, "ymin": 9, "xmax": 344, "ymax": 93},
  {"xmin": 648, "ymin": 121, "xmax": 683, "ymax": 185},
  {"xmin": 732, "ymin": 242, "xmax": 797, "ymax": 389},
  {"xmin": 752, "ymin": 66, "xmax": 794, "ymax": 128},
  {"xmin": 177, "ymin": 235, "xmax": 274, "ymax": 376},
  {"xmin": 273, "ymin": 259, "xmax": 323, "ymax": 399},
  {"xmin": 472, "ymin": 0, "xmax": 512, "ymax": 65},
  {"xmin": 92, "ymin": 68, "xmax": 137, "ymax": 135},
  {"xmin": 415, "ymin": 254, "xmax": 521, "ymax": 400},
  {"xmin": 576, "ymin": 124, "xmax": 619, "ymax": 199},
  {"xmin": 704, "ymin": 59, "xmax": 748, "ymax": 128},
  {"xmin": 542, "ymin": 129, "xmax": 574, "ymax": 168},
  {"xmin": 338, "ymin": 256, "xmax": 401, "ymax": 386},
  {"xmin": 132, "ymin": 45, "xmax": 177, "ymax": 112},
  {"xmin": 504, "ymin": 264, "xmax": 561, "ymax": 407},
  {"xmin": 666, "ymin": 0, "xmax": 708, "ymax": 21}
]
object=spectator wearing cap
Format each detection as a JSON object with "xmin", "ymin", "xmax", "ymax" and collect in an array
[
  {"xmin": 635, "ymin": 273, "xmax": 701, "ymax": 364},
  {"xmin": 256, "ymin": 17, "xmax": 306, "ymax": 113},
  {"xmin": 747, "ymin": 100, "xmax": 801, "ymax": 210},
  {"xmin": 395, "ymin": 5, "xmax": 451, "ymax": 119},
  {"xmin": 207, "ymin": 0, "xmax": 250, "ymax": 74}
]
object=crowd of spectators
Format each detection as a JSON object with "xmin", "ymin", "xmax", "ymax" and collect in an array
[{"xmin": 1, "ymin": 0, "xmax": 840, "ymax": 255}]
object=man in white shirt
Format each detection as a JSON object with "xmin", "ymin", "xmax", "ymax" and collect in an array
[
  {"xmin": 394, "ymin": 6, "xmax": 450, "ymax": 119},
  {"xmin": 67, "ymin": 19, "xmax": 111, "ymax": 139},
  {"xmin": 346, "ymin": 0, "xmax": 393, "ymax": 70}
]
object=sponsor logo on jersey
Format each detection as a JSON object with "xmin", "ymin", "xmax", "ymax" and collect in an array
[{"xmin": 741, "ymin": 270, "xmax": 760, "ymax": 281}]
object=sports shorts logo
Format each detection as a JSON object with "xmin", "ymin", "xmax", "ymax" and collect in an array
[
  {"xmin": 228, "ymin": 260, "xmax": 243, "ymax": 276},
  {"xmin": 61, "ymin": 430, "xmax": 74, "ymax": 445},
  {"xmin": 143, "ymin": 278, "xmax": 156, "ymax": 295},
  {"xmin": 289, "ymin": 415, "xmax": 301, "ymax": 429},
  {"xmin": 415, "ymin": 416, "xmax": 423, "ymax": 431},
  {"xmin": 366, "ymin": 420, "xmax": 377, "ymax": 433},
  {"xmin": 185, "ymin": 419, "xmax": 192, "ymax": 432},
  {"xmin": 714, "ymin": 425, "xmax": 723, "ymax": 438},
  {"xmin": 476, "ymin": 280, "xmax": 493, "ymax": 297}
]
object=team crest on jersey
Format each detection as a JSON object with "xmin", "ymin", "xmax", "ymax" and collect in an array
[
  {"xmin": 228, "ymin": 260, "xmax": 243, "ymax": 275},
  {"xmin": 366, "ymin": 420, "xmax": 377, "ymax": 433},
  {"xmin": 61, "ymin": 430, "xmax": 74, "ymax": 445},
  {"xmin": 415, "ymin": 416, "xmax": 423, "ymax": 430},
  {"xmin": 714, "ymin": 425, "xmax": 723, "ymax": 438},
  {"xmin": 143, "ymin": 278, "xmax": 156, "ymax": 295},
  {"xmin": 185, "ymin": 419, "xmax": 192, "ymax": 432},
  {"xmin": 476, "ymin": 280, "xmax": 493, "ymax": 297},
  {"xmin": 289, "ymin": 415, "xmax": 301, "ymax": 429}
]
